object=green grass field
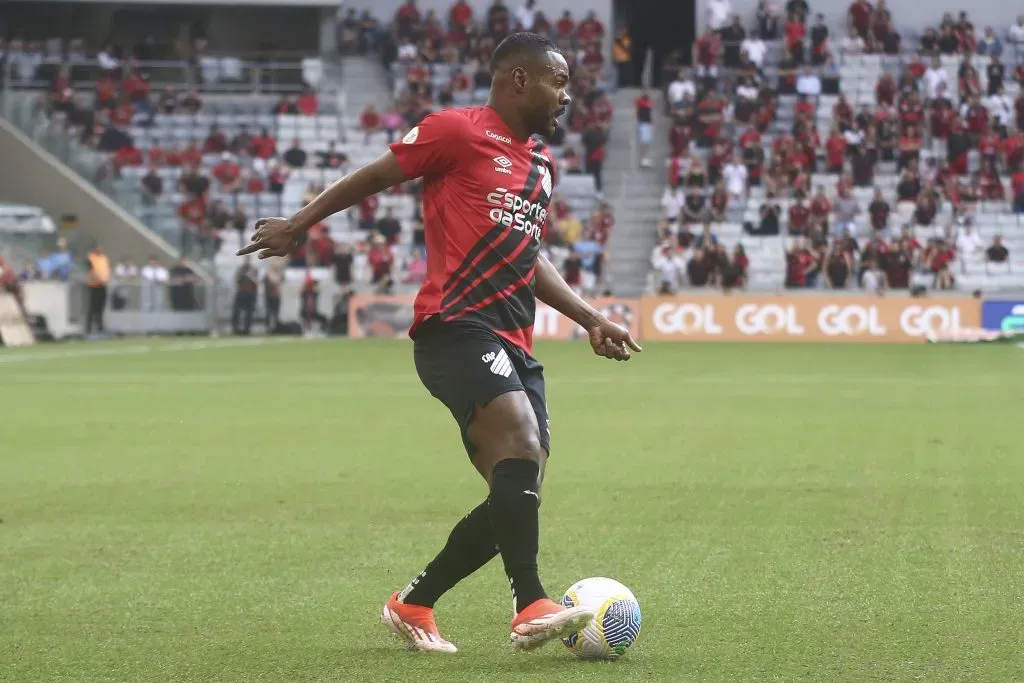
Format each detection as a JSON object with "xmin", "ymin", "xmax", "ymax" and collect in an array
[{"xmin": 2, "ymin": 338, "xmax": 1023, "ymax": 682}]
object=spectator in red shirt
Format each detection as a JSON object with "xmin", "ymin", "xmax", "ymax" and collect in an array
[
  {"xmin": 978, "ymin": 124, "xmax": 1000, "ymax": 166},
  {"xmin": 977, "ymin": 161, "xmax": 1005, "ymax": 201},
  {"xmin": 394, "ymin": 0, "xmax": 421, "ymax": 38},
  {"xmin": 110, "ymin": 97, "xmax": 134, "ymax": 126},
  {"xmin": 875, "ymin": 69, "xmax": 897, "ymax": 106},
  {"xmin": 251, "ymin": 127, "xmax": 277, "ymax": 159},
  {"xmin": 866, "ymin": 188, "xmax": 890, "ymax": 232},
  {"xmin": 113, "ymin": 142, "xmax": 144, "ymax": 170},
  {"xmin": 693, "ymin": 28, "xmax": 720, "ymax": 84},
  {"xmin": 670, "ymin": 119, "xmax": 694, "ymax": 157},
  {"xmin": 785, "ymin": 238, "xmax": 815, "ymax": 288},
  {"xmin": 930, "ymin": 98, "xmax": 955, "ymax": 139},
  {"xmin": 577, "ymin": 11, "xmax": 605, "ymax": 44},
  {"xmin": 1012, "ymin": 168, "xmax": 1024, "ymax": 213},
  {"xmin": 203, "ymin": 125, "xmax": 228, "ymax": 154},
  {"xmin": 449, "ymin": 0, "xmax": 473, "ymax": 28},
  {"xmin": 784, "ymin": 13, "xmax": 807, "ymax": 63},
  {"xmin": 898, "ymin": 124, "xmax": 922, "ymax": 171},
  {"xmin": 212, "ymin": 153, "xmax": 242, "ymax": 193},
  {"xmin": 897, "ymin": 89, "xmax": 924, "ymax": 133},
  {"xmin": 146, "ymin": 140, "xmax": 166, "ymax": 167},
  {"xmin": 244, "ymin": 171, "xmax": 266, "ymax": 194},
  {"xmin": 833, "ymin": 94, "xmax": 854, "ymax": 131},
  {"xmin": 825, "ymin": 126, "xmax": 847, "ymax": 173},
  {"xmin": 809, "ymin": 185, "xmax": 832, "ymax": 233},
  {"xmin": 175, "ymin": 140, "xmax": 198, "ymax": 168},
  {"xmin": 178, "ymin": 195, "xmax": 206, "ymax": 251},
  {"xmin": 122, "ymin": 70, "xmax": 149, "ymax": 103},
  {"xmin": 963, "ymin": 95, "xmax": 989, "ymax": 141},
  {"xmin": 927, "ymin": 240, "xmax": 956, "ymax": 289},
  {"xmin": 868, "ymin": 0, "xmax": 892, "ymax": 50},
  {"xmin": 358, "ymin": 194, "xmax": 380, "ymax": 232},
  {"xmin": 788, "ymin": 197, "xmax": 811, "ymax": 236},
  {"xmin": 360, "ymin": 105, "xmax": 381, "ymax": 145},
  {"xmin": 95, "ymin": 75, "xmax": 118, "ymax": 109},
  {"xmin": 294, "ymin": 88, "xmax": 318, "ymax": 116},
  {"xmin": 1004, "ymin": 129, "xmax": 1024, "ymax": 171},
  {"xmin": 367, "ymin": 234, "xmax": 394, "ymax": 290},
  {"xmin": 848, "ymin": 0, "xmax": 873, "ymax": 39},
  {"xmin": 555, "ymin": 11, "xmax": 575, "ymax": 39}
]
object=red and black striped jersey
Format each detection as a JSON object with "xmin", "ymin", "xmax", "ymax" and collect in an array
[{"xmin": 389, "ymin": 106, "xmax": 556, "ymax": 353}]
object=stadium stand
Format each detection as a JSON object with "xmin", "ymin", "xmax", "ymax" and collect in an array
[
  {"xmin": 651, "ymin": 3, "xmax": 1024, "ymax": 295},
  {"xmin": 2, "ymin": 3, "xmax": 618, "ymax": 298}
]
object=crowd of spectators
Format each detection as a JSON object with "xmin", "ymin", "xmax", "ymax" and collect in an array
[
  {"xmin": 343, "ymin": 0, "xmax": 616, "ymax": 291},
  {"xmin": 652, "ymin": 0, "xmax": 1024, "ymax": 293},
  {"xmin": 9, "ymin": 1, "xmax": 618, "ymax": 294}
]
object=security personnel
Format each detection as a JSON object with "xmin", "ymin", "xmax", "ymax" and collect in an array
[
  {"xmin": 613, "ymin": 28, "xmax": 632, "ymax": 87},
  {"xmin": 85, "ymin": 244, "xmax": 110, "ymax": 335}
]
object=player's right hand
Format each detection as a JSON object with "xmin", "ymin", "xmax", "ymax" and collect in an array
[{"xmin": 237, "ymin": 217, "xmax": 298, "ymax": 259}]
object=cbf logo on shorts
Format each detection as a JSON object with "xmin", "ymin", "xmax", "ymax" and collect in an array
[{"xmin": 482, "ymin": 349, "xmax": 513, "ymax": 377}]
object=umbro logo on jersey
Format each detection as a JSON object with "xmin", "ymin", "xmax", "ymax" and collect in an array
[
  {"xmin": 493, "ymin": 156, "xmax": 513, "ymax": 175},
  {"xmin": 481, "ymin": 349, "xmax": 513, "ymax": 377},
  {"xmin": 486, "ymin": 130, "xmax": 512, "ymax": 144}
]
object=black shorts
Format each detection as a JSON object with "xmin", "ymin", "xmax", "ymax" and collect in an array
[{"xmin": 413, "ymin": 316, "xmax": 550, "ymax": 457}]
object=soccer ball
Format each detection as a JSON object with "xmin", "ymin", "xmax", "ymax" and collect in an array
[{"xmin": 560, "ymin": 577, "xmax": 642, "ymax": 659}]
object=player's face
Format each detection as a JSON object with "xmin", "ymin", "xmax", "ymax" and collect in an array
[{"xmin": 526, "ymin": 51, "xmax": 571, "ymax": 137}]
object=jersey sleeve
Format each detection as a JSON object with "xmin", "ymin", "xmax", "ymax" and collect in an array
[{"xmin": 389, "ymin": 111, "xmax": 467, "ymax": 180}]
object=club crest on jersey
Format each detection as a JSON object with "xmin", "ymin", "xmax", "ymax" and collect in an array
[{"xmin": 493, "ymin": 156, "xmax": 513, "ymax": 175}]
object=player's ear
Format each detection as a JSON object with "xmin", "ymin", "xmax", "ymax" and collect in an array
[{"xmin": 511, "ymin": 66, "xmax": 527, "ymax": 92}]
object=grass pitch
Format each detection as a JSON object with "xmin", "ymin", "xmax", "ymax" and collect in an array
[{"xmin": 1, "ymin": 338, "xmax": 1023, "ymax": 682}]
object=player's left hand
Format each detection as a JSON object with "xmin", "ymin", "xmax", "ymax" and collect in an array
[{"xmin": 588, "ymin": 319, "xmax": 642, "ymax": 361}]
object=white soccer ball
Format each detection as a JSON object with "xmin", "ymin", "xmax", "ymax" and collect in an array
[{"xmin": 560, "ymin": 577, "xmax": 642, "ymax": 659}]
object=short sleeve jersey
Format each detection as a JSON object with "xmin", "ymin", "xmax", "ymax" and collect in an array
[{"xmin": 389, "ymin": 106, "xmax": 556, "ymax": 352}]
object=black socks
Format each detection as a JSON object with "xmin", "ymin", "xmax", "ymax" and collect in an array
[
  {"xmin": 488, "ymin": 458, "xmax": 546, "ymax": 613},
  {"xmin": 399, "ymin": 458, "xmax": 546, "ymax": 614},
  {"xmin": 399, "ymin": 499, "xmax": 498, "ymax": 608}
]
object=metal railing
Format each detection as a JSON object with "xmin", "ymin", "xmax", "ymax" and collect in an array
[{"xmin": 0, "ymin": 56, "xmax": 318, "ymax": 95}]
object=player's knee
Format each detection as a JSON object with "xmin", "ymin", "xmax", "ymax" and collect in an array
[{"xmin": 502, "ymin": 421, "xmax": 545, "ymax": 465}]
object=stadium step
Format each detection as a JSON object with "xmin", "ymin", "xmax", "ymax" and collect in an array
[{"xmin": 602, "ymin": 87, "xmax": 670, "ymax": 297}]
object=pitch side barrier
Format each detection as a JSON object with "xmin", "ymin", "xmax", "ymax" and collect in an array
[{"xmin": 345, "ymin": 293, "xmax": 1022, "ymax": 343}]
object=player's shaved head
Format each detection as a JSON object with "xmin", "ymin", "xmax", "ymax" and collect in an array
[
  {"xmin": 489, "ymin": 32, "xmax": 560, "ymax": 75},
  {"xmin": 487, "ymin": 32, "xmax": 570, "ymax": 139}
]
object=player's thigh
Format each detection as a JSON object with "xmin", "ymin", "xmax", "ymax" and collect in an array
[{"xmin": 413, "ymin": 319, "xmax": 538, "ymax": 468}]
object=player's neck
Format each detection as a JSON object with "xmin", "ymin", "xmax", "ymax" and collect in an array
[{"xmin": 486, "ymin": 99, "xmax": 530, "ymax": 142}]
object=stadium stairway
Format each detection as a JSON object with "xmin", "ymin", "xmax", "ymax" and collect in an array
[
  {"xmin": 338, "ymin": 55, "xmax": 393, "ymax": 122},
  {"xmin": 603, "ymin": 87, "xmax": 668, "ymax": 296}
]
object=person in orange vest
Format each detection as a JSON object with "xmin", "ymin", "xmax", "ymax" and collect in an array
[
  {"xmin": 613, "ymin": 28, "xmax": 632, "ymax": 87},
  {"xmin": 85, "ymin": 244, "xmax": 111, "ymax": 335}
]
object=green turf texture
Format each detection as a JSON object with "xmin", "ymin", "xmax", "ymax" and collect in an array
[{"xmin": 2, "ymin": 338, "xmax": 1023, "ymax": 682}]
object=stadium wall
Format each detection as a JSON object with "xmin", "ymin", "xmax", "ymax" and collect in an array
[
  {"xmin": 0, "ymin": 118, "xmax": 194, "ymax": 270},
  {"xmin": 347, "ymin": 294, "xmax": 990, "ymax": 343}
]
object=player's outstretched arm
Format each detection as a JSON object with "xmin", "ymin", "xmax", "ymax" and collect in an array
[
  {"xmin": 237, "ymin": 151, "xmax": 408, "ymax": 259},
  {"xmin": 535, "ymin": 253, "xmax": 642, "ymax": 361}
]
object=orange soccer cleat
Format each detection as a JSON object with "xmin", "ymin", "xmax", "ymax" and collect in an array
[
  {"xmin": 380, "ymin": 592, "xmax": 458, "ymax": 654},
  {"xmin": 509, "ymin": 597, "xmax": 595, "ymax": 651}
]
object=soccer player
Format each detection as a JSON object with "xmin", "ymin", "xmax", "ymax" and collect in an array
[{"xmin": 238, "ymin": 33, "xmax": 641, "ymax": 653}]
